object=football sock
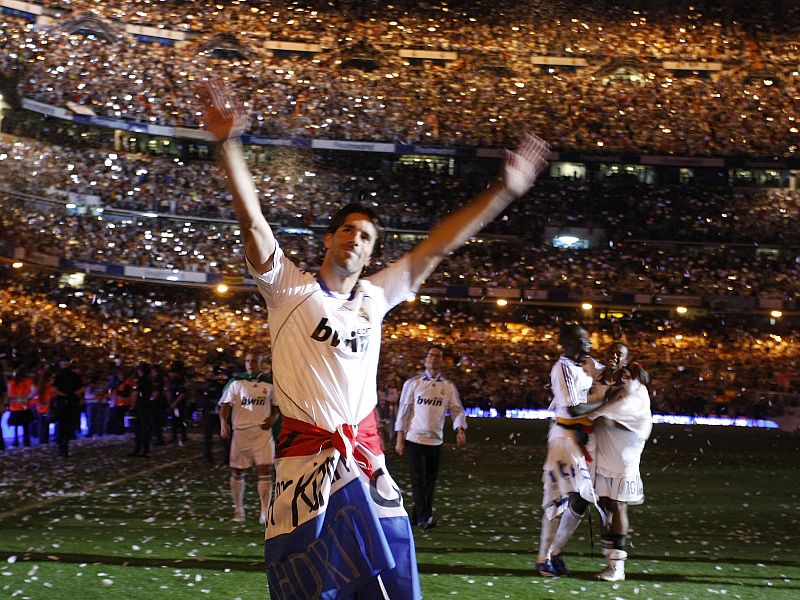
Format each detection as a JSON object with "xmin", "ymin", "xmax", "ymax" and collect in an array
[
  {"xmin": 549, "ymin": 506, "xmax": 583, "ymax": 556},
  {"xmin": 230, "ymin": 473, "xmax": 245, "ymax": 511},
  {"xmin": 538, "ymin": 513, "xmax": 558, "ymax": 562},
  {"xmin": 257, "ymin": 473, "xmax": 273, "ymax": 518}
]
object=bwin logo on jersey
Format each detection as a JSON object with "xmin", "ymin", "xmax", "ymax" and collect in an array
[
  {"xmin": 310, "ymin": 317, "xmax": 370, "ymax": 353},
  {"xmin": 416, "ymin": 397, "xmax": 443, "ymax": 407},
  {"xmin": 241, "ymin": 396, "xmax": 267, "ymax": 406}
]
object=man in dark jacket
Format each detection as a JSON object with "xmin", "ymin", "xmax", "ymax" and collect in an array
[{"xmin": 52, "ymin": 359, "xmax": 84, "ymax": 458}]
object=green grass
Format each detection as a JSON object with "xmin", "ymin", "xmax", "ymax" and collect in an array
[{"xmin": 1, "ymin": 420, "xmax": 798, "ymax": 599}]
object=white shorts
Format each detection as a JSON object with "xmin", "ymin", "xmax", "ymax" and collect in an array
[
  {"xmin": 594, "ymin": 423, "xmax": 645, "ymax": 504},
  {"xmin": 541, "ymin": 430, "xmax": 598, "ymax": 520},
  {"xmin": 230, "ymin": 426, "xmax": 274, "ymax": 469}
]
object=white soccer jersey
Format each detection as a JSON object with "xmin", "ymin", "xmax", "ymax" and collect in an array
[
  {"xmin": 249, "ymin": 244, "xmax": 413, "ymax": 432},
  {"xmin": 395, "ymin": 372, "xmax": 466, "ymax": 446},
  {"xmin": 548, "ymin": 355, "xmax": 602, "ymax": 441},
  {"xmin": 218, "ymin": 374, "xmax": 275, "ymax": 430},
  {"xmin": 592, "ymin": 373, "xmax": 653, "ymax": 440},
  {"xmin": 549, "ymin": 356, "xmax": 601, "ymax": 418}
]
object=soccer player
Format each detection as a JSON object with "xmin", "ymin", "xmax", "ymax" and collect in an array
[
  {"xmin": 199, "ymin": 79, "xmax": 549, "ymax": 599},
  {"xmin": 219, "ymin": 351, "xmax": 279, "ymax": 524},
  {"xmin": 395, "ymin": 345, "xmax": 467, "ymax": 530},
  {"xmin": 537, "ymin": 324, "xmax": 608, "ymax": 577},
  {"xmin": 591, "ymin": 342, "xmax": 652, "ymax": 581}
]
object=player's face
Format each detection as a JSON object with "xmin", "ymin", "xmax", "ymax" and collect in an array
[
  {"xmin": 244, "ymin": 354, "xmax": 257, "ymax": 372},
  {"xmin": 324, "ymin": 213, "xmax": 377, "ymax": 275},
  {"xmin": 424, "ymin": 348, "xmax": 444, "ymax": 373},
  {"xmin": 606, "ymin": 344, "xmax": 629, "ymax": 371}
]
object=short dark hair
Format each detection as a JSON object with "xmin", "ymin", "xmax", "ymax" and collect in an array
[
  {"xmin": 558, "ymin": 323, "xmax": 586, "ymax": 346},
  {"xmin": 326, "ymin": 203, "xmax": 385, "ymax": 257}
]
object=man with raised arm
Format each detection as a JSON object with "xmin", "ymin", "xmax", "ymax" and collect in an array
[{"xmin": 199, "ymin": 80, "xmax": 549, "ymax": 600}]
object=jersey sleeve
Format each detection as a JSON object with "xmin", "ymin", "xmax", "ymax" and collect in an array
[
  {"xmin": 268, "ymin": 383, "xmax": 278, "ymax": 407},
  {"xmin": 218, "ymin": 380, "xmax": 236, "ymax": 407},
  {"xmin": 247, "ymin": 244, "xmax": 307, "ymax": 307},
  {"xmin": 552, "ymin": 361, "xmax": 584, "ymax": 407},
  {"xmin": 447, "ymin": 383, "xmax": 467, "ymax": 430},
  {"xmin": 365, "ymin": 255, "xmax": 413, "ymax": 311},
  {"xmin": 394, "ymin": 378, "xmax": 415, "ymax": 433}
]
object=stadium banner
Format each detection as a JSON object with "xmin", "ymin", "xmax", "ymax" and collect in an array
[
  {"xmin": 73, "ymin": 114, "xmax": 130, "ymax": 131},
  {"xmin": 486, "ymin": 287, "xmax": 521, "ymax": 299},
  {"xmin": 264, "ymin": 40, "xmax": 322, "ymax": 53},
  {"xmin": 66, "ymin": 101, "xmax": 96, "ymax": 117},
  {"xmin": 126, "ymin": 24, "xmax": 187, "ymax": 42},
  {"xmin": 399, "ymin": 49, "xmax": 458, "ymax": 61},
  {"xmin": 418, "ymin": 286, "xmax": 448, "ymax": 295},
  {"xmin": 633, "ymin": 293, "xmax": 653, "ymax": 305},
  {"xmin": 711, "ymin": 295, "xmax": 756, "ymax": 311},
  {"xmin": 476, "ymin": 147, "xmax": 506, "ymax": 158},
  {"xmin": 662, "ymin": 60, "xmax": 723, "ymax": 71},
  {"xmin": 207, "ymin": 272, "xmax": 256, "ymax": 287},
  {"xmin": 123, "ymin": 266, "xmax": 208, "ymax": 283},
  {"xmin": 0, "ymin": 0, "xmax": 42, "ymax": 16},
  {"xmin": 523, "ymin": 289, "xmax": 549, "ymax": 300},
  {"xmin": 66, "ymin": 260, "xmax": 112, "ymax": 274},
  {"xmin": 313, "ymin": 140, "xmax": 396, "ymax": 153},
  {"xmin": 243, "ymin": 135, "xmax": 297, "ymax": 147},
  {"xmin": 21, "ymin": 98, "xmax": 72, "ymax": 118},
  {"xmin": 653, "ymin": 294, "xmax": 702, "ymax": 307},
  {"xmin": 531, "ymin": 56, "xmax": 589, "ymax": 67},
  {"xmin": 173, "ymin": 126, "xmax": 214, "ymax": 141},
  {"xmin": 410, "ymin": 145, "xmax": 475, "ymax": 157},
  {"xmin": 566, "ymin": 289, "xmax": 606, "ymax": 301},
  {"xmin": 641, "ymin": 155, "xmax": 724, "ymax": 167},
  {"xmin": 25, "ymin": 249, "xmax": 60, "ymax": 267},
  {"xmin": 67, "ymin": 192, "xmax": 102, "ymax": 206}
]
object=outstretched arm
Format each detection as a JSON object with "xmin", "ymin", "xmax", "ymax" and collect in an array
[
  {"xmin": 407, "ymin": 134, "xmax": 549, "ymax": 289},
  {"xmin": 198, "ymin": 81, "xmax": 276, "ymax": 272}
]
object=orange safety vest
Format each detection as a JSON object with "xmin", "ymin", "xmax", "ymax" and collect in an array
[
  {"xmin": 114, "ymin": 378, "xmax": 136, "ymax": 407},
  {"xmin": 7, "ymin": 378, "xmax": 33, "ymax": 411},
  {"xmin": 31, "ymin": 382, "xmax": 55, "ymax": 414}
]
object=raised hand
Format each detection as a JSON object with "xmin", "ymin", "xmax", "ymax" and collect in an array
[
  {"xmin": 197, "ymin": 79, "xmax": 249, "ymax": 142},
  {"xmin": 503, "ymin": 133, "xmax": 550, "ymax": 197}
]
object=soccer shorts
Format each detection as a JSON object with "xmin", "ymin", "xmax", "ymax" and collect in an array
[
  {"xmin": 541, "ymin": 434, "xmax": 598, "ymax": 520},
  {"xmin": 594, "ymin": 423, "xmax": 645, "ymax": 504},
  {"xmin": 230, "ymin": 425, "xmax": 274, "ymax": 469}
]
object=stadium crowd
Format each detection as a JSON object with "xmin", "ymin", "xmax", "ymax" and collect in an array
[
  {"xmin": 0, "ymin": 269, "xmax": 795, "ymax": 439},
  {"xmin": 2, "ymin": 135, "xmax": 799, "ymax": 300},
  {"xmin": 0, "ymin": 1, "xmax": 798, "ymax": 155},
  {"xmin": 2, "ymin": 1, "xmax": 800, "ymax": 452}
]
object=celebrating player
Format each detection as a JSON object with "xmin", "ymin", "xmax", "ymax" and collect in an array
[
  {"xmin": 199, "ymin": 79, "xmax": 549, "ymax": 599},
  {"xmin": 591, "ymin": 342, "xmax": 653, "ymax": 581},
  {"xmin": 537, "ymin": 324, "xmax": 608, "ymax": 577}
]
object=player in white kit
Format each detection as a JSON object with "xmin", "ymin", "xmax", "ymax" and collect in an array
[
  {"xmin": 199, "ymin": 79, "xmax": 550, "ymax": 600},
  {"xmin": 537, "ymin": 324, "xmax": 608, "ymax": 577},
  {"xmin": 591, "ymin": 342, "xmax": 652, "ymax": 582},
  {"xmin": 219, "ymin": 351, "xmax": 279, "ymax": 524}
]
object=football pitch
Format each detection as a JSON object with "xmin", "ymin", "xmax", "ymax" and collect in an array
[{"xmin": 1, "ymin": 419, "xmax": 798, "ymax": 599}]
